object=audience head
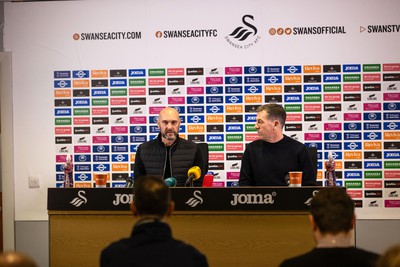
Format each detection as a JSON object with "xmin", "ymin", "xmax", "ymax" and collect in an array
[
  {"xmin": 310, "ymin": 188, "xmax": 355, "ymax": 235},
  {"xmin": 131, "ymin": 175, "xmax": 173, "ymax": 219},
  {"xmin": 376, "ymin": 243, "xmax": 400, "ymax": 267},
  {"xmin": 0, "ymin": 251, "xmax": 38, "ymax": 267}
]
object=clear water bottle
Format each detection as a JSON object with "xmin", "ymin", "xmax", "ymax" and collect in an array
[{"xmin": 325, "ymin": 151, "xmax": 336, "ymax": 187}]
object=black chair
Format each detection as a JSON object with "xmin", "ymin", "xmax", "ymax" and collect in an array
[
  {"xmin": 196, "ymin": 142, "xmax": 209, "ymax": 174},
  {"xmin": 306, "ymin": 146, "xmax": 318, "ymax": 178}
]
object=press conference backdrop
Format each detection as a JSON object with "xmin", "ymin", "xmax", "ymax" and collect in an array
[{"xmin": 4, "ymin": 0, "xmax": 400, "ymax": 220}]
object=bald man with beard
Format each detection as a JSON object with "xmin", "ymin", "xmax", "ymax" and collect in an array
[{"xmin": 134, "ymin": 107, "xmax": 205, "ymax": 186}]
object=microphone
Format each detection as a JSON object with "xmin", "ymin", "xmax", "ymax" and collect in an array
[
  {"xmin": 185, "ymin": 166, "xmax": 201, "ymax": 187},
  {"xmin": 164, "ymin": 177, "xmax": 177, "ymax": 187},
  {"xmin": 202, "ymin": 172, "xmax": 214, "ymax": 187}
]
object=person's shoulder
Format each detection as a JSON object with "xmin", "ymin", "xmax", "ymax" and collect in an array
[
  {"xmin": 345, "ymin": 247, "xmax": 380, "ymax": 266},
  {"xmin": 242, "ymin": 140, "xmax": 263, "ymax": 153},
  {"xmin": 165, "ymin": 239, "xmax": 208, "ymax": 266},
  {"xmin": 183, "ymin": 245, "xmax": 207, "ymax": 263},
  {"xmin": 279, "ymin": 251, "xmax": 314, "ymax": 267},
  {"xmin": 283, "ymin": 135, "xmax": 302, "ymax": 144},
  {"xmin": 282, "ymin": 135, "xmax": 307, "ymax": 149},
  {"xmin": 173, "ymin": 239, "xmax": 206, "ymax": 255},
  {"xmin": 280, "ymin": 247, "xmax": 379, "ymax": 267},
  {"xmin": 246, "ymin": 139, "xmax": 263, "ymax": 147},
  {"xmin": 101, "ymin": 238, "xmax": 131, "ymax": 254},
  {"xmin": 350, "ymin": 247, "xmax": 380, "ymax": 258}
]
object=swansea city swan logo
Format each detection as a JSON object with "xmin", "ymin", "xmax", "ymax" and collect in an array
[
  {"xmin": 225, "ymin": 14, "xmax": 261, "ymax": 49},
  {"xmin": 70, "ymin": 190, "xmax": 88, "ymax": 207},
  {"xmin": 185, "ymin": 190, "xmax": 203, "ymax": 207}
]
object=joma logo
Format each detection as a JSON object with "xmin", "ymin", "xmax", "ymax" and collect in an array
[
  {"xmin": 113, "ymin": 194, "xmax": 134, "ymax": 205},
  {"xmin": 230, "ymin": 193, "xmax": 275, "ymax": 206}
]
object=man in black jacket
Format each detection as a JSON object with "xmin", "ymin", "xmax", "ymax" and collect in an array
[
  {"xmin": 279, "ymin": 188, "xmax": 379, "ymax": 267},
  {"xmin": 239, "ymin": 103, "xmax": 316, "ymax": 186},
  {"xmin": 100, "ymin": 175, "xmax": 209, "ymax": 267},
  {"xmin": 134, "ymin": 107, "xmax": 205, "ymax": 186}
]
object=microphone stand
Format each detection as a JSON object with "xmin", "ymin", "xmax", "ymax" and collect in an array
[{"xmin": 185, "ymin": 177, "xmax": 194, "ymax": 187}]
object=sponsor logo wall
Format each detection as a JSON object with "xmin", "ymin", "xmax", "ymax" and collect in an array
[
  {"xmin": 54, "ymin": 63, "xmax": 400, "ymax": 210},
  {"xmin": 6, "ymin": 0, "xmax": 400, "ymax": 220}
]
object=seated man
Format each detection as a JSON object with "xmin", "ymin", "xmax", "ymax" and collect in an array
[
  {"xmin": 279, "ymin": 188, "xmax": 379, "ymax": 267},
  {"xmin": 100, "ymin": 175, "xmax": 209, "ymax": 267},
  {"xmin": 239, "ymin": 104, "xmax": 316, "ymax": 186},
  {"xmin": 134, "ymin": 107, "xmax": 205, "ymax": 186}
]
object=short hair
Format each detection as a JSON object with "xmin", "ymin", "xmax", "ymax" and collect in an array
[
  {"xmin": 256, "ymin": 104, "xmax": 286, "ymax": 127},
  {"xmin": 133, "ymin": 175, "xmax": 170, "ymax": 217},
  {"xmin": 376, "ymin": 243, "xmax": 400, "ymax": 267},
  {"xmin": 310, "ymin": 188, "xmax": 355, "ymax": 234}
]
